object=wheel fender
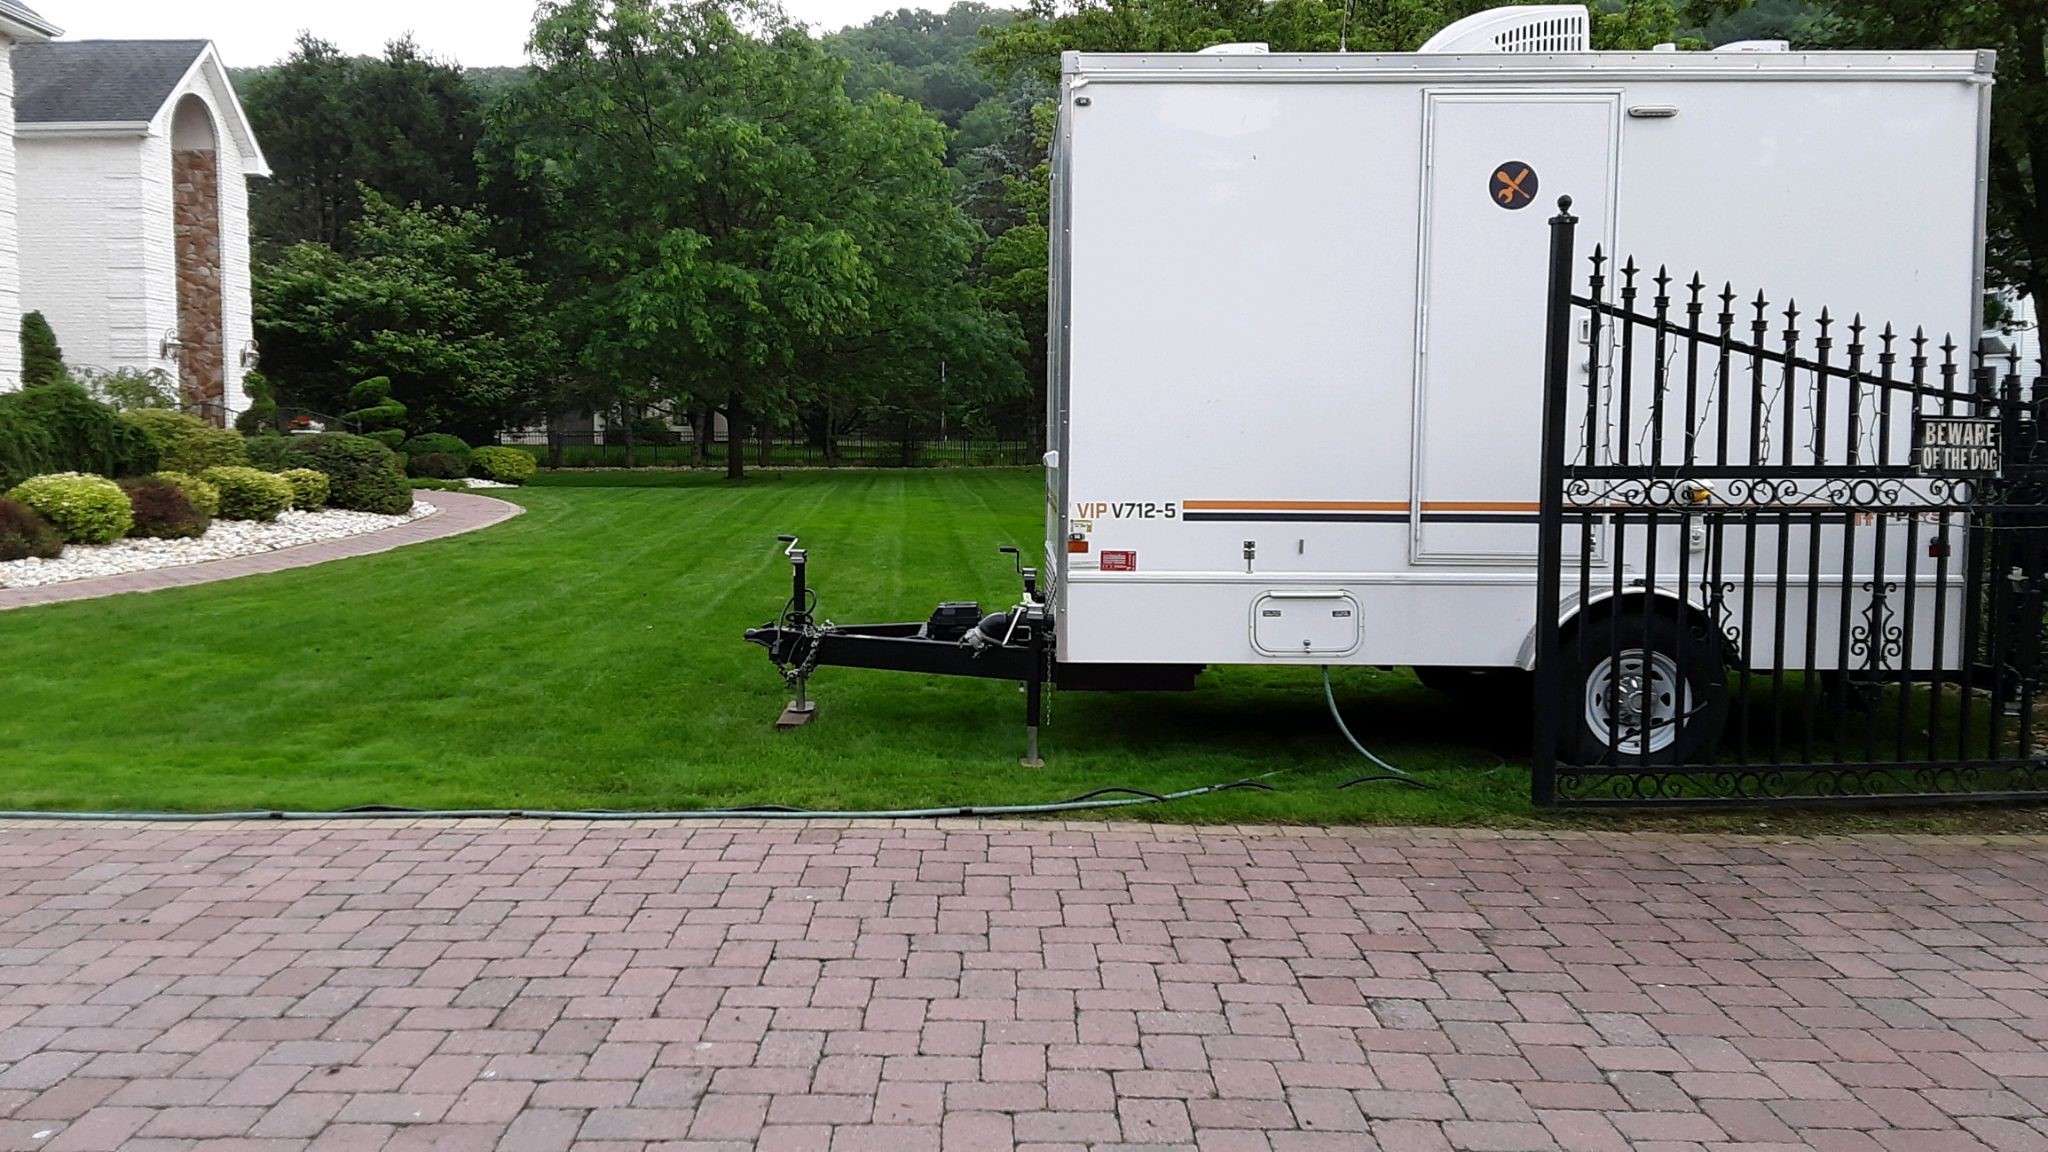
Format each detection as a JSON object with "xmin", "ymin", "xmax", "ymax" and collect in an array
[{"xmin": 1514, "ymin": 586, "xmax": 1733, "ymax": 671}]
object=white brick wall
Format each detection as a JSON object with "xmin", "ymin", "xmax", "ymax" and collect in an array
[{"xmin": 0, "ymin": 39, "xmax": 21, "ymax": 388}]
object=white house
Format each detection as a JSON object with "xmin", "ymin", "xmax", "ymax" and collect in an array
[
  {"xmin": 12, "ymin": 37, "xmax": 268, "ymax": 424},
  {"xmin": 0, "ymin": 0, "xmax": 60, "ymax": 387}
]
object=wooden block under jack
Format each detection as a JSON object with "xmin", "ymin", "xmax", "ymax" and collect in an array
[{"xmin": 776, "ymin": 701, "xmax": 818, "ymax": 730}]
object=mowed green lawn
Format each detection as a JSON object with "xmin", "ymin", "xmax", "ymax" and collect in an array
[{"xmin": 0, "ymin": 469, "xmax": 1543, "ymax": 821}]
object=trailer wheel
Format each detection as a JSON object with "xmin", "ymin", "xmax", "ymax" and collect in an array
[{"xmin": 1563, "ymin": 612, "xmax": 1726, "ymax": 765}]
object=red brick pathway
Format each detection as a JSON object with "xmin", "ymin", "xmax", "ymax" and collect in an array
[
  {"xmin": 1, "ymin": 820, "xmax": 2044, "ymax": 1151},
  {"xmin": 0, "ymin": 491, "xmax": 522, "ymax": 612}
]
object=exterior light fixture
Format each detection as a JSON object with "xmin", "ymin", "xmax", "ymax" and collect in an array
[{"xmin": 159, "ymin": 330, "xmax": 184, "ymax": 359}]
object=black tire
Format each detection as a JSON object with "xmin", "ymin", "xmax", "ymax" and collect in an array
[{"xmin": 1561, "ymin": 610, "xmax": 1727, "ymax": 766}]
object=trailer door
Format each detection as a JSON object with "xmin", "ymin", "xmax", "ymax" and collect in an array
[{"xmin": 1412, "ymin": 92, "xmax": 1618, "ymax": 564}]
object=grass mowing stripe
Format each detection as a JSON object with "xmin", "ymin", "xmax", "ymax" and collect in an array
[{"xmin": 8, "ymin": 469, "xmax": 2030, "ymax": 832}]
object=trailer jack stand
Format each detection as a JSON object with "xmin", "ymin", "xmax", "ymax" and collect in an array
[{"xmin": 777, "ymin": 682, "xmax": 817, "ymax": 731}]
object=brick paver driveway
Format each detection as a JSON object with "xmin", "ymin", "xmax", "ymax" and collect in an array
[{"xmin": 2, "ymin": 821, "xmax": 2046, "ymax": 1151}]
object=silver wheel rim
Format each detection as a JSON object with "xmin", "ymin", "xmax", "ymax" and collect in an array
[{"xmin": 1584, "ymin": 649, "xmax": 1688, "ymax": 756}]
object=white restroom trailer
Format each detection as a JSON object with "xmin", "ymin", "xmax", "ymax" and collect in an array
[{"xmin": 1042, "ymin": 13, "xmax": 1994, "ymax": 688}]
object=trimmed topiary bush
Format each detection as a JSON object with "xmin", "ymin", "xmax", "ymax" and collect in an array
[
  {"xmin": 5, "ymin": 472, "xmax": 134, "ymax": 544},
  {"xmin": 280, "ymin": 468, "xmax": 330, "ymax": 511},
  {"xmin": 0, "ymin": 498, "xmax": 63, "ymax": 561},
  {"xmin": 400, "ymin": 434, "xmax": 471, "ymax": 466},
  {"xmin": 408, "ymin": 451, "xmax": 466, "ymax": 480},
  {"xmin": 21, "ymin": 312, "xmax": 66, "ymax": 389},
  {"xmin": 200, "ymin": 466, "xmax": 295, "ymax": 522},
  {"xmin": 281, "ymin": 432, "xmax": 411, "ymax": 514},
  {"xmin": 121, "ymin": 477, "xmax": 209, "ymax": 540},
  {"xmin": 470, "ymin": 446, "xmax": 538, "ymax": 485},
  {"xmin": 0, "ymin": 382, "xmax": 158, "ymax": 489},
  {"xmin": 154, "ymin": 471, "xmax": 221, "ymax": 520},
  {"xmin": 122, "ymin": 409, "xmax": 248, "ymax": 474},
  {"xmin": 235, "ymin": 370, "xmax": 280, "ymax": 436},
  {"xmin": 343, "ymin": 377, "xmax": 408, "ymax": 450}
]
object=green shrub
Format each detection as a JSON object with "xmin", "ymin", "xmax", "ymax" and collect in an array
[
  {"xmin": 121, "ymin": 477, "xmax": 209, "ymax": 540},
  {"xmin": 410, "ymin": 478, "xmax": 467, "ymax": 492},
  {"xmin": 409, "ymin": 451, "xmax": 467, "ymax": 480},
  {"xmin": 5, "ymin": 472, "xmax": 134, "ymax": 544},
  {"xmin": 0, "ymin": 382, "xmax": 159, "ymax": 489},
  {"xmin": 200, "ymin": 466, "xmax": 295, "ymax": 522},
  {"xmin": 281, "ymin": 432, "xmax": 412, "ymax": 514},
  {"xmin": 21, "ymin": 312, "xmax": 65, "ymax": 389},
  {"xmin": 280, "ymin": 468, "xmax": 330, "ymax": 511},
  {"xmin": 401, "ymin": 434, "xmax": 471, "ymax": 465},
  {"xmin": 242, "ymin": 434, "xmax": 293, "ymax": 472},
  {"xmin": 470, "ymin": 446, "xmax": 538, "ymax": 485},
  {"xmin": 0, "ymin": 498, "xmax": 63, "ymax": 560},
  {"xmin": 122, "ymin": 409, "xmax": 249, "ymax": 474},
  {"xmin": 154, "ymin": 471, "xmax": 221, "ymax": 519}
]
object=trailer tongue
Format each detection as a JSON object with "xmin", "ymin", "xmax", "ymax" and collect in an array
[{"xmin": 743, "ymin": 536, "xmax": 1054, "ymax": 764}]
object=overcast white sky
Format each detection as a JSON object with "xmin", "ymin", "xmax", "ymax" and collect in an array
[{"xmin": 35, "ymin": 0, "xmax": 935, "ymax": 69}]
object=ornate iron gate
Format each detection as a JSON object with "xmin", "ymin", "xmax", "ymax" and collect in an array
[{"xmin": 1531, "ymin": 199, "xmax": 2048, "ymax": 806}]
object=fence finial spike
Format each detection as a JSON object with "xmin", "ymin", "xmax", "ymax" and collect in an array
[{"xmin": 1816, "ymin": 306, "xmax": 1832, "ymax": 332}]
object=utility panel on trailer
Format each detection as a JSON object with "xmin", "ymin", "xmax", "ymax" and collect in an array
[{"xmin": 1044, "ymin": 12, "xmax": 1993, "ymax": 671}]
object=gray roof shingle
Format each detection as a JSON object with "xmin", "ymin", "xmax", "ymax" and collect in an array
[{"xmin": 14, "ymin": 40, "xmax": 212, "ymax": 124}]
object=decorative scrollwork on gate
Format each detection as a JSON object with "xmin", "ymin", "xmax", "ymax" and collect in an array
[{"xmin": 1850, "ymin": 580, "xmax": 1902, "ymax": 672}]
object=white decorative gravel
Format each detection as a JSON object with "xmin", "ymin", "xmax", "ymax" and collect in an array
[
  {"xmin": 0, "ymin": 501, "xmax": 440, "ymax": 589},
  {"xmin": 463, "ymin": 478, "xmax": 517, "ymax": 489}
]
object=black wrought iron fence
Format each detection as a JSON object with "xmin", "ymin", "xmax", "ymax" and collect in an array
[{"xmin": 1532, "ymin": 199, "xmax": 2048, "ymax": 807}]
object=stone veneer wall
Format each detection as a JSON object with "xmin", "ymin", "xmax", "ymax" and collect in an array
[{"xmin": 172, "ymin": 149, "xmax": 225, "ymax": 421}]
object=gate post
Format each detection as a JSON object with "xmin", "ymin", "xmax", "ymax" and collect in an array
[{"xmin": 1531, "ymin": 197, "xmax": 1579, "ymax": 808}]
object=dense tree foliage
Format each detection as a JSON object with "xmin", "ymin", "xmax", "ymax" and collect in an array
[
  {"xmin": 254, "ymin": 194, "xmax": 559, "ymax": 442},
  {"xmin": 229, "ymin": 0, "xmax": 2039, "ymax": 463},
  {"xmin": 503, "ymin": 0, "xmax": 1020, "ymax": 477},
  {"xmin": 240, "ymin": 36, "xmax": 487, "ymax": 257}
]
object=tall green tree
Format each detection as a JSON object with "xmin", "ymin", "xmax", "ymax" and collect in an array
[
  {"xmin": 254, "ymin": 193, "xmax": 560, "ymax": 441},
  {"xmin": 509, "ymin": 0, "xmax": 1020, "ymax": 478},
  {"xmin": 241, "ymin": 36, "xmax": 487, "ymax": 257}
]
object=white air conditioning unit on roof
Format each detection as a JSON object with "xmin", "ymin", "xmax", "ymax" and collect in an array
[{"xmin": 1418, "ymin": 5, "xmax": 1590, "ymax": 54}]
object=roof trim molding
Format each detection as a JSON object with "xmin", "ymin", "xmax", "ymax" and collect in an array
[
  {"xmin": 15, "ymin": 121, "xmax": 152, "ymax": 138},
  {"xmin": 157, "ymin": 43, "xmax": 272, "ymax": 178},
  {"xmin": 0, "ymin": 2, "xmax": 61, "ymax": 41}
]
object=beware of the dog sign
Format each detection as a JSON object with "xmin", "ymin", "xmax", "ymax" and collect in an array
[{"xmin": 1913, "ymin": 416, "xmax": 2001, "ymax": 476}]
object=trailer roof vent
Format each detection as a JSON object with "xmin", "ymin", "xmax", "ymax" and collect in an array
[
  {"xmin": 1417, "ymin": 5, "xmax": 1589, "ymax": 54},
  {"xmin": 1198, "ymin": 42, "xmax": 1269, "ymax": 55},
  {"xmin": 1714, "ymin": 39, "xmax": 1791, "ymax": 52}
]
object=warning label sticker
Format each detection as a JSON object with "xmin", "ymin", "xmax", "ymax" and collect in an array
[{"xmin": 1100, "ymin": 550, "xmax": 1137, "ymax": 572}]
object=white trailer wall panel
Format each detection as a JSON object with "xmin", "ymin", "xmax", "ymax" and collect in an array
[{"xmin": 1049, "ymin": 51, "xmax": 1991, "ymax": 669}]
